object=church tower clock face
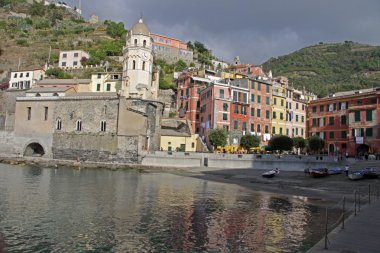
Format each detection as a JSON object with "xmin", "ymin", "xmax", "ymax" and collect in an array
[{"xmin": 142, "ymin": 52, "xmax": 149, "ymax": 60}]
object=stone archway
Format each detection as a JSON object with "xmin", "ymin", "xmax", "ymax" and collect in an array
[
  {"xmin": 24, "ymin": 143, "xmax": 45, "ymax": 157},
  {"xmin": 357, "ymin": 144, "xmax": 370, "ymax": 155}
]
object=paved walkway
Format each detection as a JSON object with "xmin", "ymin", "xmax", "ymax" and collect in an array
[{"xmin": 307, "ymin": 198, "xmax": 380, "ymax": 253}]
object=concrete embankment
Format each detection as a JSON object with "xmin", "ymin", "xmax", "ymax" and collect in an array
[{"xmin": 142, "ymin": 151, "xmax": 344, "ymax": 171}]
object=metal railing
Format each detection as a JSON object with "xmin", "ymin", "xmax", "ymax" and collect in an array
[{"xmin": 323, "ymin": 183, "xmax": 380, "ymax": 249}]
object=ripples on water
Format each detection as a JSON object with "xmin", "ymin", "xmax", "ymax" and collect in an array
[{"xmin": 0, "ymin": 164, "xmax": 340, "ymax": 252}]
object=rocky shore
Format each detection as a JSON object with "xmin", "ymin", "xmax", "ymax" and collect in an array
[{"xmin": 1, "ymin": 155, "xmax": 379, "ymax": 204}]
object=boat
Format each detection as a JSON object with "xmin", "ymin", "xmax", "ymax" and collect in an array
[
  {"xmin": 348, "ymin": 171, "xmax": 364, "ymax": 181},
  {"xmin": 328, "ymin": 167, "xmax": 343, "ymax": 175},
  {"xmin": 262, "ymin": 170, "xmax": 276, "ymax": 178},
  {"xmin": 362, "ymin": 168, "xmax": 379, "ymax": 179},
  {"xmin": 310, "ymin": 168, "xmax": 329, "ymax": 178}
]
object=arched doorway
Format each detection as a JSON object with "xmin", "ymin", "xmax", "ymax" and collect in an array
[
  {"xmin": 357, "ymin": 144, "xmax": 370, "ymax": 155},
  {"xmin": 24, "ymin": 143, "xmax": 45, "ymax": 157}
]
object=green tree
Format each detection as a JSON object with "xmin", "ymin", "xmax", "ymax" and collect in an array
[
  {"xmin": 30, "ymin": 1, "xmax": 46, "ymax": 16},
  {"xmin": 174, "ymin": 59, "xmax": 187, "ymax": 72},
  {"xmin": 269, "ymin": 135, "xmax": 294, "ymax": 153},
  {"xmin": 208, "ymin": 128, "xmax": 228, "ymax": 150},
  {"xmin": 105, "ymin": 21, "xmax": 127, "ymax": 38},
  {"xmin": 308, "ymin": 136, "xmax": 325, "ymax": 153},
  {"xmin": 240, "ymin": 134, "xmax": 260, "ymax": 150},
  {"xmin": 292, "ymin": 137, "xmax": 306, "ymax": 151},
  {"xmin": 45, "ymin": 68, "xmax": 72, "ymax": 79},
  {"xmin": 194, "ymin": 41, "xmax": 208, "ymax": 53}
]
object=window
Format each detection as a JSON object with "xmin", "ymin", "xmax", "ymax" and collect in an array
[
  {"xmin": 242, "ymin": 106, "xmax": 246, "ymax": 115},
  {"xmin": 250, "ymin": 123, "xmax": 254, "ymax": 132},
  {"xmin": 341, "ymin": 131, "xmax": 347, "ymax": 138},
  {"xmin": 220, "ymin": 89, "xmax": 224, "ymax": 98},
  {"xmin": 14, "ymin": 73, "xmax": 17, "ymax": 78},
  {"xmin": 197, "ymin": 88, "xmax": 201, "ymax": 94},
  {"xmin": 273, "ymin": 111, "xmax": 276, "ymax": 119},
  {"xmin": 266, "ymin": 110, "xmax": 270, "ymax": 119},
  {"xmin": 27, "ymin": 107, "xmax": 31, "ymax": 120},
  {"xmin": 142, "ymin": 61, "xmax": 146, "ymax": 70},
  {"xmin": 243, "ymin": 122, "xmax": 247, "ymax": 131},
  {"xmin": 73, "ymin": 61, "xmax": 78, "ymax": 66},
  {"xmin": 257, "ymin": 95, "xmax": 261, "ymax": 104},
  {"xmin": 329, "ymin": 132, "xmax": 334, "ymax": 139},
  {"xmin": 243, "ymin": 93, "xmax": 247, "ymax": 103},
  {"xmin": 289, "ymin": 102, "xmax": 292, "ymax": 110},
  {"xmin": 251, "ymin": 81, "xmax": 255, "ymax": 89},
  {"xmin": 357, "ymin": 100, "xmax": 362, "ymax": 105},
  {"xmin": 272, "ymin": 127, "xmax": 276, "ymax": 134},
  {"xmin": 274, "ymin": 98, "xmax": 277, "ymax": 105},
  {"xmin": 257, "ymin": 124, "xmax": 261, "ymax": 133},
  {"xmin": 96, "ymin": 83, "xmax": 101, "ymax": 91},
  {"xmin": 143, "ymin": 40, "xmax": 147, "ymax": 47},
  {"xmin": 97, "ymin": 73, "xmax": 101, "ymax": 79},
  {"xmin": 341, "ymin": 115, "xmax": 347, "ymax": 125},
  {"xmin": 100, "ymin": 120, "xmax": 107, "ymax": 132},
  {"xmin": 74, "ymin": 52, "xmax": 79, "ymax": 57},
  {"xmin": 251, "ymin": 108, "xmax": 255, "ymax": 116},
  {"xmin": 223, "ymin": 113, "xmax": 228, "ymax": 120},
  {"xmin": 280, "ymin": 112, "xmax": 284, "ymax": 120},
  {"xmin": 62, "ymin": 53, "xmax": 67, "ymax": 58},
  {"xmin": 312, "ymin": 106, "xmax": 316, "ymax": 113},
  {"xmin": 320, "ymin": 105, "xmax": 324, "ymax": 112},
  {"xmin": 366, "ymin": 128, "xmax": 373, "ymax": 137},
  {"xmin": 296, "ymin": 128, "xmax": 299, "ymax": 135},
  {"xmin": 301, "ymin": 116, "xmax": 304, "ymax": 122},
  {"xmin": 234, "ymin": 121, "xmax": 239, "ymax": 130},
  {"xmin": 62, "ymin": 62, "xmax": 66, "ymax": 67},
  {"xmin": 44, "ymin": 107, "xmax": 48, "ymax": 120},
  {"xmin": 251, "ymin": 94, "xmax": 254, "ymax": 102},
  {"xmin": 257, "ymin": 109, "xmax": 261, "ymax": 118},
  {"xmin": 26, "ymin": 72, "xmax": 29, "ymax": 77},
  {"xmin": 312, "ymin": 118, "xmax": 317, "ymax": 126},
  {"xmin": 355, "ymin": 111, "xmax": 361, "ymax": 122},
  {"xmin": 134, "ymin": 39, "xmax": 137, "ymax": 45},
  {"xmin": 266, "ymin": 96, "xmax": 270, "ymax": 105},
  {"xmin": 234, "ymin": 105, "xmax": 239, "ymax": 113},
  {"xmin": 296, "ymin": 103, "xmax": 299, "ymax": 109},
  {"xmin": 296, "ymin": 115, "xmax": 299, "ymax": 122},
  {"xmin": 132, "ymin": 60, "xmax": 136, "ymax": 70},
  {"xmin": 223, "ymin": 103, "xmax": 228, "ymax": 111},
  {"xmin": 56, "ymin": 118, "xmax": 62, "ymax": 130},
  {"xmin": 265, "ymin": 125, "xmax": 269, "ymax": 134},
  {"xmin": 106, "ymin": 83, "xmax": 111, "ymax": 91},
  {"xmin": 280, "ymin": 128, "xmax": 283, "ymax": 135},
  {"xmin": 266, "ymin": 85, "xmax": 270, "ymax": 93},
  {"xmin": 366, "ymin": 110, "xmax": 373, "ymax": 121},
  {"xmin": 301, "ymin": 129, "xmax": 304, "ymax": 136},
  {"xmin": 281, "ymin": 99, "xmax": 284, "ymax": 106},
  {"xmin": 329, "ymin": 116, "xmax": 334, "ymax": 125},
  {"xmin": 257, "ymin": 83, "xmax": 261, "ymax": 90},
  {"xmin": 76, "ymin": 120, "xmax": 82, "ymax": 131}
]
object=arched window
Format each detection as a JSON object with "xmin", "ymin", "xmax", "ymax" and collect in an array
[
  {"xmin": 143, "ymin": 40, "xmax": 146, "ymax": 47},
  {"xmin": 76, "ymin": 120, "xmax": 82, "ymax": 131},
  {"xmin": 100, "ymin": 120, "xmax": 106, "ymax": 132},
  {"xmin": 56, "ymin": 118, "xmax": 62, "ymax": 130},
  {"xmin": 142, "ymin": 61, "xmax": 145, "ymax": 71},
  {"xmin": 132, "ymin": 60, "xmax": 136, "ymax": 70}
]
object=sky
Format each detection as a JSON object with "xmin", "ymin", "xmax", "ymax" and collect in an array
[{"xmin": 65, "ymin": 0, "xmax": 380, "ymax": 64}]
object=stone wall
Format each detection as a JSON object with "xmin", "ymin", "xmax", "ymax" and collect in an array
[{"xmin": 0, "ymin": 90, "xmax": 25, "ymax": 131}]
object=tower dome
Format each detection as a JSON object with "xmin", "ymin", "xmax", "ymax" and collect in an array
[{"xmin": 130, "ymin": 18, "xmax": 150, "ymax": 36}]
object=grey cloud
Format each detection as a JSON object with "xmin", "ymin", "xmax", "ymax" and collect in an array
[{"xmin": 65, "ymin": 0, "xmax": 380, "ymax": 63}]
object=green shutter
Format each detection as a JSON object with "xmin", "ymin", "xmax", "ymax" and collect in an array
[
  {"xmin": 366, "ymin": 110, "xmax": 373, "ymax": 121},
  {"xmin": 355, "ymin": 111, "xmax": 361, "ymax": 122}
]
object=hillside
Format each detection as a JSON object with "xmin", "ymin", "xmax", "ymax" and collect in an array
[{"xmin": 262, "ymin": 42, "xmax": 380, "ymax": 97}]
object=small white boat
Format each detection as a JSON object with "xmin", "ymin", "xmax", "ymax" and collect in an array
[{"xmin": 262, "ymin": 170, "xmax": 276, "ymax": 178}]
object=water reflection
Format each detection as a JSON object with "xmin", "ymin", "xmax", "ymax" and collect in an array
[{"xmin": 0, "ymin": 164, "xmax": 339, "ymax": 252}]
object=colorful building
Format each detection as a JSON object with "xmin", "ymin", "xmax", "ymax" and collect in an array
[
  {"xmin": 151, "ymin": 33, "xmax": 193, "ymax": 64},
  {"xmin": 8, "ymin": 69, "xmax": 45, "ymax": 90},
  {"xmin": 307, "ymin": 88, "xmax": 380, "ymax": 156},
  {"xmin": 271, "ymin": 83, "xmax": 287, "ymax": 136},
  {"xmin": 160, "ymin": 118, "xmax": 199, "ymax": 152}
]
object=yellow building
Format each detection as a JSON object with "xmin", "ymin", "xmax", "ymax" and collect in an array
[
  {"xmin": 160, "ymin": 119, "xmax": 199, "ymax": 152},
  {"xmin": 271, "ymin": 84, "xmax": 287, "ymax": 136}
]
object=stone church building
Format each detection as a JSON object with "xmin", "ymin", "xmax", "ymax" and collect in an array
[{"xmin": 0, "ymin": 18, "xmax": 164, "ymax": 163}]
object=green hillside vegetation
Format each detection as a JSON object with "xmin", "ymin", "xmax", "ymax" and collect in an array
[
  {"xmin": 0, "ymin": 0, "xmax": 126, "ymax": 77},
  {"xmin": 262, "ymin": 42, "xmax": 380, "ymax": 97}
]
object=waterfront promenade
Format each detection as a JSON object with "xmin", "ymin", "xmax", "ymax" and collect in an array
[{"xmin": 307, "ymin": 198, "xmax": 380, "ymax": 253}]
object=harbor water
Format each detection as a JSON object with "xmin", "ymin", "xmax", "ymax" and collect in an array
[{"xmin": 0, "ymin": 164, "xmax": 338, "ymax": 252}]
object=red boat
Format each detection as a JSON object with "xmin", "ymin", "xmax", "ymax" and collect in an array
[{"xmin": 310, "ymin": 168, "xmax": 329, "ymax": 178}]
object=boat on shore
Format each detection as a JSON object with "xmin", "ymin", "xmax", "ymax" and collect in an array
[
  {"xmin": 328, "ymin": 167, "xmax": 343, "ymax": 175},
  {"xmin": 362, "ymin": 168, "xmax": 379, "ymax": 179},
  {"xmin": 348, "ymin": 171, "xmax": 364, "ymax": 180},
  {"xmin": 310, "ymin": 168, "xmax": 328, "ymax": 178},
  {"xmin": 262, "ymin": 170, "xmax": 276, "ymax": 178}
]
